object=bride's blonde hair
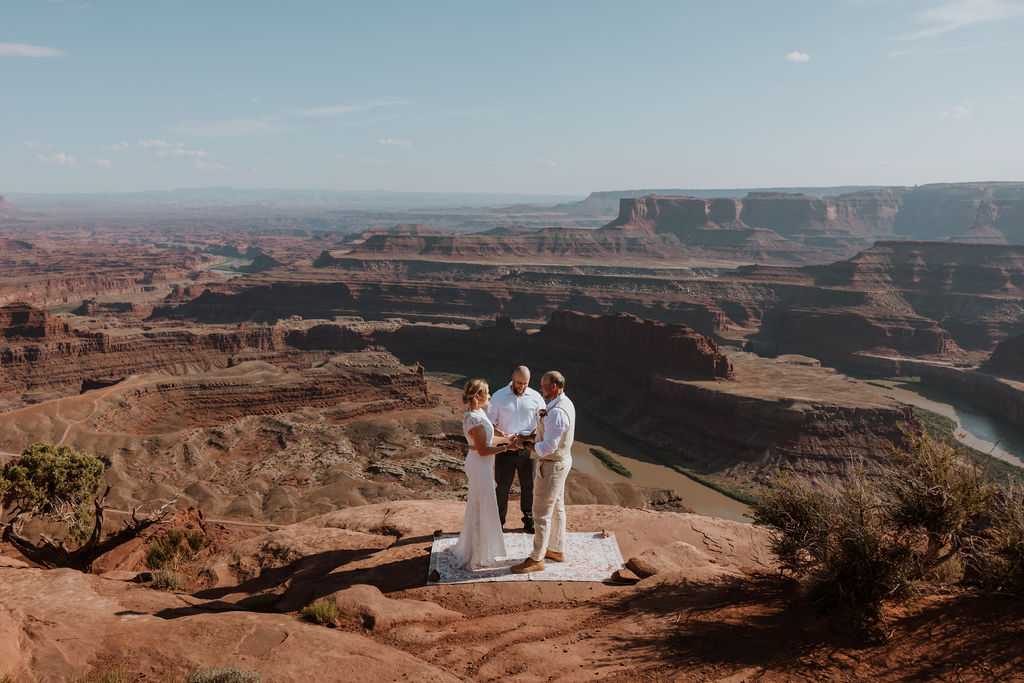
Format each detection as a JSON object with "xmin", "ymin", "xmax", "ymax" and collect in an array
[{"xmin": 462, "ymin": 378, "xmax": 488, "ymax": 407}]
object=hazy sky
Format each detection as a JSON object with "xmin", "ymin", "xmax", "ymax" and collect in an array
[{"xmin": 3, "ymin": 0, "xmax": 1024, "ymax": 195}]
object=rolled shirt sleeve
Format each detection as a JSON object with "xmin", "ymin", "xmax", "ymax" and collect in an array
[{"xmin": 534, "ymin": 407, "xmax": 570, "ymax": 459}]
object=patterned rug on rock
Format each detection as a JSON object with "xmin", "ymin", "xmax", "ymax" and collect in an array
[{"xmin": 427, "ymin": 531, "xmax": 625, "ymax": 584}]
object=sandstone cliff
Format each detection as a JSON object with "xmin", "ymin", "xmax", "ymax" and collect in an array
[
  {"xmin": 536, "ymin": 311, "xmax": 734, "ymax": 380},
  {"xmin": 0, "ymin": 303, "xmax": 378, "ymax": 404},
  {"xmin": 984, "ymin": 333, "xmax": 1024, "ymax": 380},
  {"xmin": 375, "ymin": 314, "xmax": 916, "ymax": 492},
  {"xmin": 583, "ymin": 182, "xmax": 1024, "ymax": 244}
]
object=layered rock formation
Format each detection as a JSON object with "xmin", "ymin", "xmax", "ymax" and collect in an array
[
  {"xmin": 535, "ymin": 311, "xmax": 734, "ymax": 380},
  {"xmin": 0, "ymin": 303, "xmax": 379, "ymax": 405},
  {"xmin": 0, "ymin": 236, "xmax": 216, "ymax": 307},
  {"xmin": 580, "ymin": 182, "xmax": 1024, "ymax": 244},
  {"xmin": 986, "ymin": 334, "xmax": 1024, "ymax": 379},
  {"xmin": 376, "ymin": 314, "xmax": 916, "ymax": 492},
  {"xmin": 729, "ymin": 241, "xmax": 1024, "ymax": 354}
]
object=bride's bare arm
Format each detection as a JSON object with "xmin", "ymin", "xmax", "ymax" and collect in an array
[{"xmin": 467, "ymin": 425, "xmax": 510, "ymax": 456}]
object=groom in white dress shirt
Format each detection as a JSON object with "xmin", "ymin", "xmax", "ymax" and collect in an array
[{"xmin": 510, "ymin": 370, "xmax": 575, "ymax": 574}]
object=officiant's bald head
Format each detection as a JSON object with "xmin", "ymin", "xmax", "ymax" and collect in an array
[{"xmin": 511, "ymin": 365, "xmax": 530, "ymax": 396}]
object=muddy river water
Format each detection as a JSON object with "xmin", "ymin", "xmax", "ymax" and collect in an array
[
  {"xmin": 568, "ymin": 411, "xmax": 752, "ymax": 524},
  {"xmin": 869, "ymin": 380, "xmax": 1024, "ymax": 468}
]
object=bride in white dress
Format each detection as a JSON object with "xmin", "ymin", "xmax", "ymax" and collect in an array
[{"xmin": 451, "ymin": 379, "xmax": 517, "ymax": 569}]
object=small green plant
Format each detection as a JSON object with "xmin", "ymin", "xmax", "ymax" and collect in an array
[
  {"xmin": 185, "ymin": 668, "xmax": 260, "ymax": 683},
  {"xmin": 151, "ymin": 569, "xmax": 185, "ymax": 591},
  {"xmin": 186, "ymin": 528, "xmax": 208, "ymax": 553},
  {"xmin": 66, "ymin": 663, "xmax": 129, "ymax": 682},
  {"xmin": 589, "ymin": 447, "xmax": 632, "ymax": 478},
  {"xmin": 972, "ymin": 484, "xmax": 1024, "ymax": 593},
  {"xmin": 145, "ymin": 528, "xmax": 208, "ymax": 570},
  {"xmin": 300, "ymin": 597, "xmax": 341, "ymax": 626}
]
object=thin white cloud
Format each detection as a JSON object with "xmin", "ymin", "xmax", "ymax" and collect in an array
[
  {"xmin": 889, "ymin": 49, "xmax": 913, "ymax": 57},
  {"xmin": 156, "ymin": 148, "xmax": 211, "ymax": 158},
  {"xmin": 21, "ymin": 141, "xmax": 55, "ymax": 150},
  {"xmin": 297, "ymin": 104, "xmax": 362, "ymax": 117},
  {"xmin": 784, "ymin": 51, "xmax": 811, "ymax": 62},
  {"xmin": 332, "ymin": 153, "xmax": 389, "ymax": 166},
  {"xmin": 934, "ymin": 42, "xmax": 1004, "ymax": 52},
  {"xmin": 36, "ymin": 152, "xmax": 78, "ymax": 167},
  {"xmin": 899, "ymin": 0, "xmax": 1024, "ymax": 41},
  {"xmin": 535, "ymin": 157, "xmax": 559, "ymax": 168},
  {"xmin": 941, "ymin": 103, "xmax": 973, "ymax": 118},
  {"xmin": 379, "ymin": 137, "xmax": 412, "ymax": 148},
  {"xmin": 106, "ymin": 139, "xmax": 185, "ymax": 151},
  {"xmin": 194, "ymin": 159, "xmax": 233, "ymax": 172},
  {"xmin": 88, "ymin": 158, "xmax": 111, "ymax": 168},
  {"xmin": 290, "ymin": 98, "xmax": 411, "ymax": 118},
  {"xmin": 137, "ymin": 139, "xmax": 183, "ymax": 149},
  {"xmin": 170, "ymin": 99, "xmax": 411, "ymax": 138},
  {"xmin": 170, "ymin": 117, "xmax": 287, "ymax": 138},
  {"xmin": 0, "ymin": 43, "xmax": 66, "ymax": 57}
]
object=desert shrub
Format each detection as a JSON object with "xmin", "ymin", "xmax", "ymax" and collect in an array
[
  {"xmin": 151, "ymin": 568, "xmax": 185, "ymax": 591},
  {"xmin": 589, "ymin": 447, "xmax": 632, "ymax": 478},
  {"xmin": 887, "ymin": 431, "xmax": 994, "ymax": 570},
  {"xmin": 66, "ymin": 663, "xmax": 129, "ymax": 682},
  {"xmin": 300, "ymin": 597, "xmax": 340, "ymax": 626},
  {"xmin": 751, "ymin": 432, "xmax": 998, "ymax": 632},
  {"xmin": 751, "ymin": 471, "xmax": 917, "ymax": 627},
  {"xmin": 145, "ymin": 528, "xmax": 208, "ymax": 569},
  {"xmin": 972, "ymin": 484, "xmax": 1024, "ymax": 593},
  {"xmin": 186, "ymin": 528, "xmax": 208, "ymax": 553},
  {"xmin": 185, "ymin": 668, "xmax": 259, "ymax": 683},
  {"xmin": 0, "ymin": 442, "xmax": 105, "ymax": 546}
]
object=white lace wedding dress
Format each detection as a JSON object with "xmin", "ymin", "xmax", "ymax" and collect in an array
[{"xmin": 450, "ymin": 409, "xmax": 507, "ymax": 569}]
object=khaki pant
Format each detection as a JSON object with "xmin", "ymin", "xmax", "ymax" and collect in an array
[{"xmin": 531, "ymin": 457, "xmax": 571, "ymax": 561}]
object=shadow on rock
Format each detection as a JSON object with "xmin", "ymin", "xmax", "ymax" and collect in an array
[
  {"xmin": 600, "ymin": 573, "xmax": 857, "ymax": 675},
  {"xmin": 192, "ymin": 547, "xmax": 379, "ymax": 603}
]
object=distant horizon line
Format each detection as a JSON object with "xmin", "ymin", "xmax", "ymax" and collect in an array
[{"xmin": 5, "ymin": 180, "xmax": 1024, "ymax": 199}]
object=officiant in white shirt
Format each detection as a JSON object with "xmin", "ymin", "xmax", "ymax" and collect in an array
[{"xmin": 487, "ymin": 365, "xmax": 546, "ymax": 532}]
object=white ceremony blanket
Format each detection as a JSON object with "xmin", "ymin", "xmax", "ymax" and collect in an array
[{"xmin": 427, "ymin": 531, "xmax": 625, "ymax": 584}]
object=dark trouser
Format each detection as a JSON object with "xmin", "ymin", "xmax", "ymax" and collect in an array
[{"xmin": 494, "ymin": 448, "xmax": 535, "ymax": 528}]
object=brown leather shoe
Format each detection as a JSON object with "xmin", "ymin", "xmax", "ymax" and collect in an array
[
  {"xmin": 510, "ymin": 557, "xmax": 545, "ymax": 574},
  {"xmin": 544, "ymin": 550, "xmax": 564, "ymax": 563}
]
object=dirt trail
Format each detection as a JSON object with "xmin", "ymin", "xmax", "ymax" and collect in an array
[
  {"xmin": 102, "ymin": 507, "xmax": 285, "ymax": 531},
  {"xmin": 0, "ymin": 375, "xmax": 150, "ymax": 459}
]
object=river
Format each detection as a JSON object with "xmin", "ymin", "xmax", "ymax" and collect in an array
[
  {"xmin": 568, "ymin": 411, "xmax": 751, "ymax": 524},
  {"xmin": 869, "ymin": 380, "xmax": 1024, "ymax": 469}
]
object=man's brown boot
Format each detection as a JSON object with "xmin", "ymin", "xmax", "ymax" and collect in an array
[
  {"xmin": 544, "ymin": 550, "xmax": 564, "ymax": 563},
  {"xmin": 510, "ymin": 557, "xmax": 545, "ymax": 574}
]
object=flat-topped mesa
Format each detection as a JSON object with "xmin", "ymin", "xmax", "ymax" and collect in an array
[
  {"xmin": 604, "ymin": 191, "xmax": 906, "ymax": 239},
  {"xmin": 892, "ymin": 181, "xmax": 1024, "ymax": 240},
  {"xmin": 537, "ymin": 311, "xmax": 734, "ymax": 380},
  {"xmin": 984, "ymin": 334, "xmax": 1024, "ymax": 379},
  {"xmin": 0, "ymin": 303, "xmax": 72, "ymax": 341},
  {"xmin": 603, "ymin": 195, "xmax": 711, "ymax": 234},
  {"xmin": 738, "ymin": 192, "xmax": 834, "ymax": 232},
  {"xmin": 809, "ymin": 241, "xmax": 1024, "ymax": 295}
]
